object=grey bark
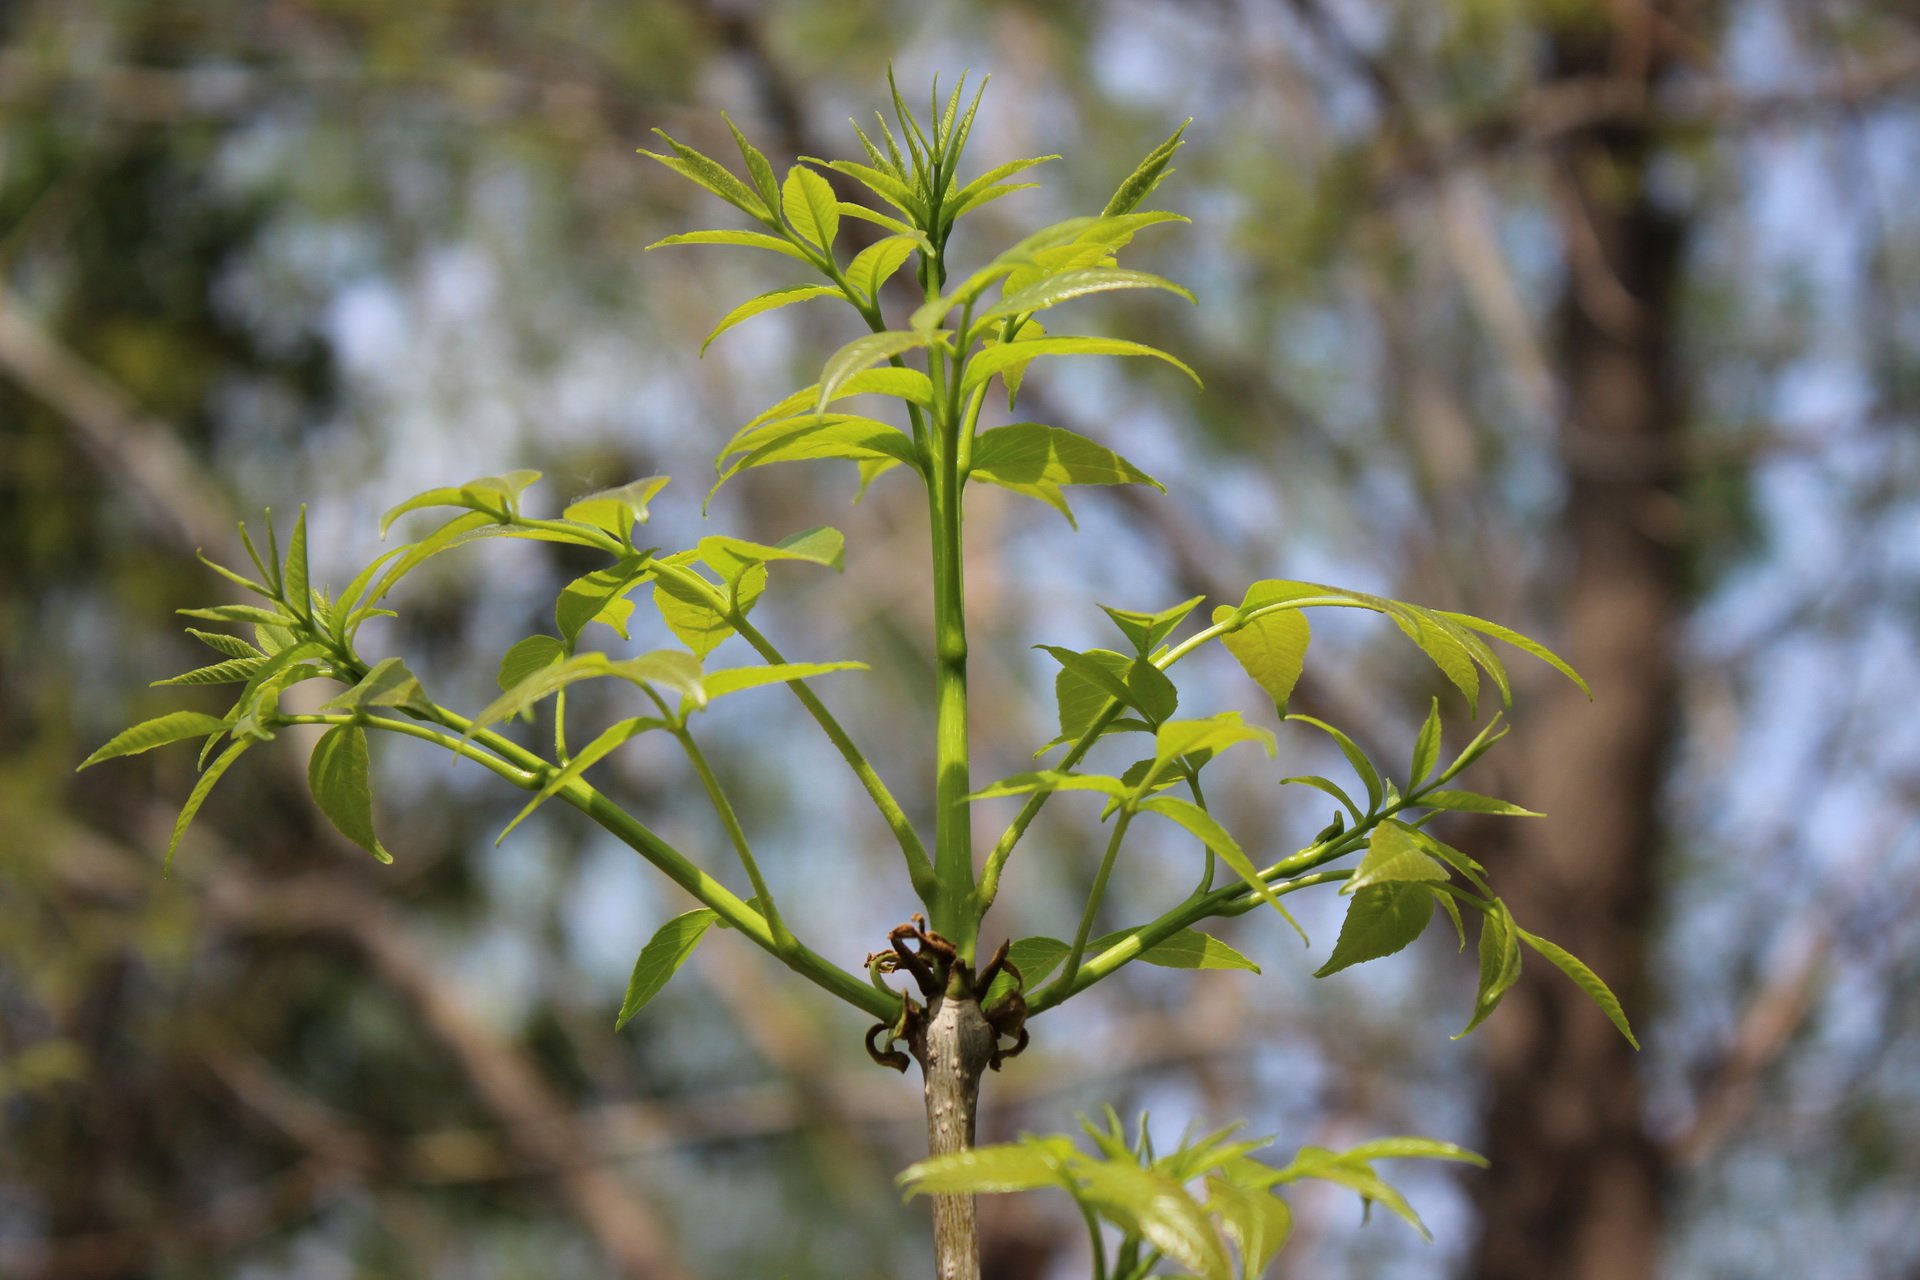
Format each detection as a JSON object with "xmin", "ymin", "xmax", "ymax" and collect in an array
[{"xmin": 910, "ymin": 992, "xmax": 995, "ymax": 1280}]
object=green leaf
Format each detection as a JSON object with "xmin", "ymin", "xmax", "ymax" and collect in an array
[
  {"xmin": 646, "ymin": 229, "xmax": 815, "ymax": 263},
  {"xmin": 282, "ymin": 507, "xmax": 310, "ymax": 616},
  {"xmin": 186, "ymin": 628, "xmax": 263, "ymax": 660},
  {"xmin": 1215, "ymin": 606, "xmax": 1311, "ymax": 714},
  {"xmin": 984, "ymin": 936, "xmax": 1073, "ymax": 1003},
  {"xmin": 153, "ymin": 657, "xmax": 264, "ymax": 687},
  {"xmin": 1286, "ymin": 714, "xmax": 1383, "ymax": 814},
  {"xmin": 845, "ymin": 235, "xmax": 919, "ymax": 301},
  {"xmin": 722, "ymin": 112, "xmax": 781, "ymax": 213},
  {"xmin": 1419, "ymin": 789, "xmax": 1543, "ymax": 817},
  {"xmin": 652, "ymin": 564, "xmax": 764, "ymax": 658},
  {"xmin": 562, "ymin": 477, "xmax": 670, "ymax": 540},
  {"xmin": 616, "ymin": 908, "xmax": 720, "ymax": 1029},
  {"xmin": 1456, "ymin": 901, "xmax": 1523, "ymax": 1038},
  {"xmin": 498, "ymin": 716, "xmax": 667, "ymax": 843},
  {"xmin": 165, "ymin": 740, "xmax": 251, "ymax": 868},
  {"xmin": 1517, "ymin": 928, "xmax": 1639, "ymax": 1048},
  {"xmin": 1089, "ymin": 927, "xmax": 1260, "ymax": 973},
  {"xmin": 640, "ymin": 131, "xmax": 772, "ymax": 222},
  {"xmin": 378, "ymin": 470, "xmax": 540, "ymax": 538},
  {"xmin": 899, "ymin": 1138, "xmax": 1075, "ymax": 1197},
  {"xmin": 968, "ymin": 423, "xmax": 1162, "ymax": 526},
  {"xmin": 79, "ymin": 711, "xmax": 230, "ymax": 769},
  {"xmin": 1409, "ymin": 699, "xmax": 1443, "ymax": 787},
  {"xmin": 1138, "ymin": 796, "xmax": 1296, "ymax": 931},
  {"xmin": 699, "ymin": 285, "xmax": 840, "ymax": 356},
  {"xmin": 814, "ymin": 158, "xmax": 921, "ymax": 216},
  {"xmin": 1105, "ymin": 120, "xmax": 1190, "ymax": 216},
  {"xmin": 498, "ymin": 636, "xmax": 566, "ymax": 692},
  {"xmin": 945, "ymin": 155, "xmax": 1059, "ymax": 216},
  {"xmin": 700, "ymin": 661, "xmax": 867, "ymax": 701},
  {"xmin": 472, "ymin": 650, "xmax": 707, "ymax": 732},
  {"xmin": 960, "ymin": 335, "xmax": 1198, "ymax": 395},
  {"xmin": 556, "ymin": 555, "xmax": 656, "ymax": 647},
  {"xmin": 1440, "ymin": 611, "xmax": 1590, "ymax": 696},
  {"xmin": 308, "ymin": 724, "xmax": 391, "ymax": 864},
  {"xmin": 971, "ymin": 268, "xmax": 1194, "ymax": 332},
  {"xmin": 1049, "ymin": 647, "xmax": 1141, "ymax": 744},
  {"xmin": 322, "ymin": 657, "xmax": 432, "ymax": 715},
  {"xmin": 1344, "ymin": 820, "xmax": 1450, "ymax": 895},
  {"xmin": 1389, "ymin": 606, "xmax": 1481, "ymax": 714},
  {"xmin": 838, "ymin": 200, "xmax": 923, "ymax": 239},
  {"xmin": 736, "ymin": 368, "xmax": 935, "ymax": 435},
  {"xmin": 1074, "ymin": 1156, "xmax": 1232, "ymax": 1280},
  {"xmin": 1205, "ymin": 1175, "xmax": 1292, "ymax": 1276},
  {"xmin": 1281, "ymin": 774, "xmax": 1362, "ymax": 825},
  {"xmin": 1040, "ymin": 646, "xmax": 1177, "ymax": 729},
  {"xmin": 711, "ymin": 415, "xmax": 919, "ymax": 502},
  {"xmin": 966, "ymin": 770, "xmax": 1132, "ymax": 801},
  {"xmin": 1270, "ymin": 1146, "xmax": 1432, "ymax": 1240},
  {"xmin": 780, "ymin": 164, "xmax": 840, "ymax": 249},
  {"xmin": 697, "ymin": 526, "xmax": 845, "ymax": 579},
  {"xmin": 817, "ymin": 331, "xmax": 931, "ymax": 410},
  {"xmin": 1336, "ymin": 1137, "xmax": 1488, "ymax": 1167},
  {"xmin": 178, "ymin": 603, "xmax": 292, "ymax": 628},
  {"xmin": 1314, "ymin": 883, "xmax": 1435, "ymax": 977},
  {"xmin": 1100, "ymin": 595, "xmax": 1205, "ymax": 655},
  {"xmin": 1152, "ymin": 713, "xmax": 1278, "ymax": 772}
]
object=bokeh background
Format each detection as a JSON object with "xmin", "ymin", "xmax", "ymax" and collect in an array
[{"xmin": 4, "ymin": 2, "xmax": 1919, "ymax": 1277}]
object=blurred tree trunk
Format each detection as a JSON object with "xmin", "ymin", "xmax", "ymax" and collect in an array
[{"xmin": 1470, "ymin": 16, "xmax": 1690, "ymax": 1280}]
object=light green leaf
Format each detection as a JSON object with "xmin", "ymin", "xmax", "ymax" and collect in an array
[
  {"xmin": 1039, "ymin": 646, "xmax": 1176, "ymax": 729},
  {"xmin": 781, "ymin": 165, "xmax": 839, "ymax": 249},
  {"xmin": 966, "ymin": 770, "xmax": 1132, "ymax": 801},
  {"xmin": 984, "ymin": 936, "xmax": 1073, "ymax": 1003},
  {"xmin": 556, "ymin": 555, "xmax": 655, "ymax": 646},
  {"xmin": 968, "ymin": 423, "xmax": 1162, "ymax": 526},
  {"xmin": 498, "ymin": 716, "xmax": 667, "ymax": 843},
  {"xmin": 652, "ymin": 563, "xmax": 764, "ymax": 658},
  {"xmin": 166, "ymin": 740, "xmax": 250, "ymax": 869},
  {"xmin": 323, "ymin": 657, "xmax": 432, "ymax": 715},
  {"xmin": 960, "ymin": 335, "xmax": 1199, "ymax": 395},
  {"xmin": 1336, "ymin": 1138, "xmax": 1488, "ymax": 1167},
  {"xmin": 736, "ymin": 368, "xmax": 935, "ymax": 437},
  {"xmin": 1456, "ymin": 901, "xmax": 1523, "ymax": 1038},
  {"xmin": 1153, "ymin": 713, "xmax": 1278, "ymax": 771},
  {"xmin": 1271, "ymin": 1147, "xmax": 1431, "ymax": 1240},
  {"xmin": 899, "ymin": 1138, "xmax": 1075, "ymax": 1197},
  {"xmin": 1343, "ymin": 820, "xmax": 1450, "ymax": 895},
  {"xmin": 1050, "ymin": 647, "xmax": 1141, "ymax": 744},
  {"xmin": 640, "ymin": 131, "xmax": 772, "ymax": 222},
  {"xmin": 308, "ymin": 724, "xmax": 391, "ymax": 864},
  {"xmin": 1205, "ymin": 1175, "xmax": 1292, "ymax": 1276},
  {"xmin": 1100, "ymin": 595, "xmax": 1205, "ymax": 655},
  {"xmin": 722, "ymin": 112, "xmax": 781, "ymax": 213},
  {"xmin": 1089, "ymin": 927, "xmax": 1260, "ymax": 973},
  {"xmin": 838, "ymin": 201, "xmax": 924, "ymax": 239},
  {"xmin": 178, "ymin": 603, "xmax": 292, "ymax": 628},
  {"xmin": 79, "ymin": 711, "xmax": 230, "ymax": 769},
  {"xmin": 282, "ymin": 507, "xmax": 310, "ymax": 616},
  {"xmin": 945, "ymin": 155, "xmax": 1059, "ymax": 215},
  {"xmin": 1105, "ymin": 120, "xmax": 1190, "ymax": 216},
  {"xmin": 1314, "ymin": 883, "xmax": 1435, "ymax": 977},
  {"xmin": 701, "ymin": 661, "xmax": 867, "ymax": 701},
  {"xmin": 1518, "ymin": 928, "xmax": 1639, "ymax": 1048},
  {"xmin": 498, "ymin": 636, "xmax": 566, "ymax": 693},
  {"xmin": 1286, "ymin": 714, "xmax": 1383, "ymax": 814},
  {"xmin": 646, "ymin": 229, "xmax": 815, "ymax": 263},
  {"xmin": 712, "ymin": 415, "xmax": 919, "ymax": 502},
  {"xmin": 817, "ymin": 331, "xmax": 931, "ymax": 410},
  {"xmin": 471, "ymin": 650, "xmax": 706, "ymax": 732},
  {"xmin": 1216, "ymin": 604, "xmax": 1311, "ymax": 714},
  {"xmin": 698, "ymin": 284, "xmax": 840, "ymax": 353},
  {"xmin": 1138, "ymin": 796, "xmax": 1294, "ymax": 929},
  {"xmin": 1440, "ymin": 611, "xmax": 1590, "ymax": 697},
  {"xmin": 846, "ymin": 235, "xmax": 919, "ymax": 300},
  {"xmin": 378, "ymin": 470, "xmax": 540, "ymax": 538},
  {"xmin": 814, "ymin": 158, "xmax": 920, "ymax": 215},
  {"xmin": 697, "ymin": 526, "xmax": 845, "ymax": 579},
  {"xmin": 1074, "ymin": 1157, "xmax": 1233, "ymax": 1280},
  {"xmin": 186, "ymin": 628, "xmax": 263, "ymax": 660},
  {"xmin": 616, "ymin": 908, "xmax": 720, "ymax": 1029},
  {"xmin": 971, "ymin": 268, "xmax": 1194, "ymax": 332},
  {"xmin": 1419, "ymin": 789, "xmax": 1543, "ymax": 817},
  {"xmin": 562, "ymin": 477, "xmax": 670, "ymax": 539},
  {"xmin": 1409, "ymin": 699, "xmax": 1443, "ymax": 787},
  {"xmin": 153, "ymin": 657, "xmax": 264, "ymax": 687},
  {"xmin": 1389, "ymin": 606, "xmax": 1481, "ymax": 714}
]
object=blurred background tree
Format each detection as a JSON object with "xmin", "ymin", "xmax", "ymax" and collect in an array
[{"xmin": 3, "ymin": 2, "xmax": 1917, "ymax": 1277}]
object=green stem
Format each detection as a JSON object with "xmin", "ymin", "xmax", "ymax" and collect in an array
[
  {"xmin": 1058, "ymin": 810, "xmax": 1134, "ymax": 994},
  {"xmin": 675, "ymin": 725, "xmax": 795, "ymax": 952},
  {"xmin": 928, "ymin": 372, "xmax": 976, "ymax": 959},
  {"xmin": 648, "ymin": 560, "xmax": 937, "ymax": 897},
  {"xmin": 1028, "ymin": 868, "xmax": 1353, "ymax": 1016}
]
